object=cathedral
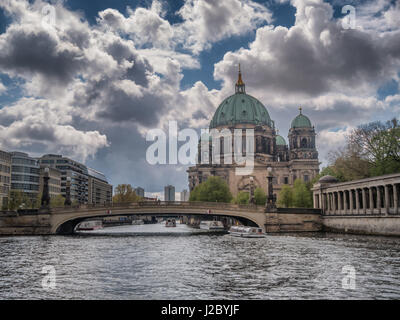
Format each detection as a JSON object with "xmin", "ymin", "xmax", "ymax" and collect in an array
[{"xmin": 187, "ymin": 67, "xmax": 320, "ymax": 198}]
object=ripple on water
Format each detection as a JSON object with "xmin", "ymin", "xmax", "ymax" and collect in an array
[{"xmin": 0, "ymin": 225, "xmax": 400, "ymax": 300}]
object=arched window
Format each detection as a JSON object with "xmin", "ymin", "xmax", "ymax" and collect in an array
[{"xmin": 301, "ymin": 138, "xmax": 308, "ymax": 148}]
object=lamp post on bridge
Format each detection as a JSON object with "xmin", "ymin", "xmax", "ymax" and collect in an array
[
  {"xmin": 265, "ymin": 166, "xmax": 277, "ymax": 212},
  {"xmin": 249, "ymin": 176, "xmax": 255, "ymax": 205},
  {"xmin": 64, "ymin": 177, "xmax": 72, "ymax": 206},
  {"xmin": 40, "ymin": 167, "xmax": 50, "ymax": 210}
]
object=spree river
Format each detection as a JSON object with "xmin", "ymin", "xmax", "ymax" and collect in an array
[{"xmin": 1, "ymin": 222, "xmax": 399, "ymax": 300}]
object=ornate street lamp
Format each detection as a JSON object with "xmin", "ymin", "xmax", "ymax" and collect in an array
[
  {"xmin": 40, "ymin": 167, "xmax": 50, "ymax": 209},
  {"xmin": 266, "ymin": 166, "xmax": 277, "ymax": 211},
  {"xmin": 249, "ymin": 176, "xmax": 255, "ymax": 204},
  {"xmin": 64, "ymin": 176, "xmax": 72, "ymax": 206}
]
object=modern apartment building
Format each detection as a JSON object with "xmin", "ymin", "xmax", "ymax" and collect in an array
[
  {"xmin": 180, "ymin": 189, "xmax": 190, "ymax": 202},
  {"xmin": 10, "ymin": 152, "xmax": 40, "ymax": 201},
  {"xmin": 88, "ymin": 168, "xmax": 113, "ymax": 205},
  {"xmin": 38, "ymin": 155, "xmax": 89, "ymax": 204},
  {"xmin": 135, "ymin": 187, "xmax": 145, "ymax": 198},
  {"xmin": 164, "ymin": 185, "xmax": 175, "ymax": 202},
  {"xmin": 0, "ymin": 150, "xmax": 12, "ymax": 208}
]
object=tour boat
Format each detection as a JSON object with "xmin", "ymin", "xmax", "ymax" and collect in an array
[
  {"xmin": 76, "ymin": 220, "xmax": 103, "ymax": 231},
  {"xmin": 131, "ymin": 219, "xmax": 145, "ymax": 225},
  {"xmin": 228, "ymin": 226, "xmax": 265, "ymax": 238},
  {"xmin": 165, "ymin": 218, "xmax": 177, "ymax": 228},
  {"xmin": 199, "ymin": 221, "xmax": 225, "ymax": 231}
]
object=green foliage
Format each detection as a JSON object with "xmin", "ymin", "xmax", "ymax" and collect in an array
[
  {"xmin": 8, "ymin": 190, "xmax": 30, "ymax": 210},
  {"xmin": 277, "ymin": 185, "xmax": 293, "ymax": 208},
  {"xmin": 277, "ymin": 180, "xmax": 313, "ymax": 208},
  {"xmin": 113, "ymin": 184, "xmax": 141, "ymax": 203},
  {"xmin": 254, "ymin": 187, "xmax": 267, "ymax": 205},
  {"xmin": 51, "ymin": 194, "xmax": 66, "ymax": 208},
  {"xmin": 189, "ymin": 176, "xmax": 233, "ymax": 203},
  {"xmin": 232, "ymin": 191, "xmax": 250, "ymax": 205},
  {"xmin": 326, "ymin": 118, "xmax": 400, "ymax": 181},
  {"xmin": 292, "ymin": 179, "xmax": 313, "ymax": 208}
]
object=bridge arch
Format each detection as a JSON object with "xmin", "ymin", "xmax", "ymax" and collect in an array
[{"xmin": 50, "ymin": 202, "xmax": 268, "ymax": 235}]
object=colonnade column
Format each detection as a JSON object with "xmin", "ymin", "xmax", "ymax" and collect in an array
[
  {"xmin": 355, "ymin": 189, "xmax": 360, "ymax": 214},
  {"xmin": 377, "ymin": 186, "xmax": 382, "ymax": 214},
  {"xmin": 369, "ymin": 187, "xmax": 374, "ymax": 214},
  {"xmin": 338, "ymin": 191, "xmax": 342, "ymax": 213},
  {"xmin": 343, "ymin": 191, "xmax": 347, "ymax": 214},
  {"xmin": 384, "ymin": 185, "xmax": 390, "ymax": 215},
  {"xmin": 332, "ymin": 192, "xmax": 336, "ymax": 214},
  {"xmin": 393, "ymin": 184, "xmax": 398, "ymax": 215},
  {"xmin": 349, "ymin": 190, "xmax": 353, "ymax": 214},
  {"xmin": 362, "ymin": 188, "xmax": 367, "ymax": 214}
]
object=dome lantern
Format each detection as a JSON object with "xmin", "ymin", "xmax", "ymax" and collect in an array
[{"xmin": 235, "ymin": 64, "xmax": 246, "ymax": 94}]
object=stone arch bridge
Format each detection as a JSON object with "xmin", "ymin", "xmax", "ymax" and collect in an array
[
  {"xmin": 0, "ymin": 202, "xmax": 322, "ymax": 235},
  {"xmin": 51, "ymin": 202, "xmax": 267, "ymax": 234}
]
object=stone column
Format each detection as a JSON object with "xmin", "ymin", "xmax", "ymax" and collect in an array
[
  {"xmin": 343, "ymin": 191, "xmax": 347, "ymax": 215},
  {"xmin": 393, "ymin": 184, "xmax": 398, "ymax": 215},
  {"xmin": 362, "ymin": 188, "xmax": 367, "ymax": 215},
  {"xmin": 377, "ymin": 186, "xmax": 381, "ymax": 214},
  {"xmin": 338, "ymin": 191, "xmax": 342, "ymax": 214},
  {"xmin": 326, "ymin": 192, "xmax": 331, "ymax": 214},
  {"xmin": 355, "ymin": 189, "xmax": 360, "ymax": 214},
  {"xmin": 384, "ymin": 185, "xmax": 390, "ymax": 215},
  {"xmin": 349, "ymin": 190, "xmax": 353, "ymax": 214},
  {"xmin": 369, "ymin": 187, "xmax": 374, "ymax": 214},
  {"xmin": 333, "ymin": 192, "xmax": 337, "ymax": 214},
  {"xmin": 314, "ymin": 193, "xmax": 319, "ymax": 209}
]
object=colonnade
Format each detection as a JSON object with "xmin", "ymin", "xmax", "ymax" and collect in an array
[{"xmin": 313, "ymin": 174, "xmax": 400, "ymax": 216}]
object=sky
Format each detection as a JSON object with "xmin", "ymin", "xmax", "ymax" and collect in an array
[{"xmin": 0, "ymin": 0, "xmax": 399, "ymax": 199}]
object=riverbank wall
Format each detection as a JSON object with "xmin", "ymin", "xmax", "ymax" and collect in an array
[
  {"xmin": 0, "ymin": 212, "xmax": 52, "ymax": 235},
  {"xmin": 322, "ymin": 215, "xmax": 400, "ymax": 236}
]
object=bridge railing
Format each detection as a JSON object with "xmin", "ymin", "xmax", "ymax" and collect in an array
[{"xmin": 50, "ymin": 201, "xmax": 266, "ymax": 213}]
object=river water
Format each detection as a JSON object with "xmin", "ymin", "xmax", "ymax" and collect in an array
[{"xmin": 0, "ymin": 222, "xmax": 399, "ymax": 300}]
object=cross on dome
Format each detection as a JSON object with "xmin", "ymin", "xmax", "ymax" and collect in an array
[{"xmin": 235, "ymin": 64, "xmax": 246, "ymax": 94}]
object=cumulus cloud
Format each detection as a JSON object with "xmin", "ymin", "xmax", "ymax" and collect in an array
[
  {"xmin": 213, "ymin": 0, "xmax": 400, "ymax": 131},
  {"xmin": 0, "ymin": 98, "xmax": 109, "ymax": 161},
  {"xmin": 175, "ymin": 0, "xmax": 272, "ymax": 54}
]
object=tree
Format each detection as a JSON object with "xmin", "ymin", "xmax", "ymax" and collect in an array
[
  {"xmin": 292, "ymin": 179, "xmax": 313, "ymax": 208},
  {"xmin": 51, "ymin": 195, "xmax": 66, "ymax": 208},
  {"xmin": 113, "ymin": 184, "xmax": 141, "ymax": 203},
  {"xmin": 277, "ymin": 185, "xmax": 293, "ymax": 208},
  {"xmin": 326, "ymin": 118, "xmax": 400, "ymax": 181},
  {"xmin": 189, "ymin": 176, "xmax": 233, "ymax": 203},
  {"xmin": 254, "ymin": 187, "xmax": 266, "ymax": 205},
  {"xmin": 232, "ymin": 191, "xmax": 250, "ymax": 205},
  {"xmin": 8, "ymin": 190, "xmax": 29, "ymax": 210}
]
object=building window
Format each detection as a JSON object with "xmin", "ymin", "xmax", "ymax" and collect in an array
[{"xmin": 304, "ymin": 175, "xmax": 309, "ymax": 182}]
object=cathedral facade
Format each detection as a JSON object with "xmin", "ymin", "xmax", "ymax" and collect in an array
[{"xmin": 187, "ymin": 68, "xmax": 320, "ymax": 198}]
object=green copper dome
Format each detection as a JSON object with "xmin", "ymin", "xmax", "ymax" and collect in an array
[
  {"xmin": 276, "ymin": 135, "xmax": 287, "ymax": 146},
  {"xmin": 210, "ymin": 66, "xmax": 273, "ymax": 129},
  {"xmin": 210, "ymin": 93, "xmax": 272, "ymax": 129},
  {"xmin": 291, "ymin": 108, "xmax": 312, "ymax": 128}
]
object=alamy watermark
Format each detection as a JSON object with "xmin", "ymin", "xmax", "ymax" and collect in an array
[
  {"xmin": 342, "ymin": 5, "xmax": 356, "ymax": 30},
  {"xmin": 41, "ymin": 4, "xmax": 56, "ymax": 30},
  {"xmin": 342, "ymin": 265, "xmax": 356, "ymax": 290},
  {"xmin": 146, "ymin": 121, "xmax": 255, "ymax": 175},
  {"xmin": 41, "ymin": 265, "xmax": 56, "ymax": 290}
]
